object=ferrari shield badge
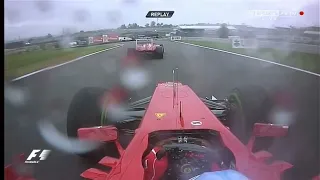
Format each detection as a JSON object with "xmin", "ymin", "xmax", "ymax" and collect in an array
[{"xmin": 155, "ymin": 113, "xmax": 166, "ymax": 120}]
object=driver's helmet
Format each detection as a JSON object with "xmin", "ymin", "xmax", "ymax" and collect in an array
[{"xmin": 195, "ymin": 170, "xmax": 249, "ymax": 180}]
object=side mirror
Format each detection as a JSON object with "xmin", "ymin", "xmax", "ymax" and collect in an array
[
  {"xmin": 252, "ymin": 123, "xmax": 288, "ymax": 137},
  {"xmin": 78, "ymin": 126, "xmax": 118, "ymax": 142},
  {"xmin": 247, "ymin": 123, "xmax": 289, "ymax": 152}
]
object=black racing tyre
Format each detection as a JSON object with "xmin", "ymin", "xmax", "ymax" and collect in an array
[
  {"xmin": 67, "ymin": 87, "xmax": 106, "ymax": 138},
  {"xmin": 228, "ymin": 85, "xmax": 273, "ymax": 151},
  {"xmin": 67, "ymin": 87, "xmax": 119, "ymax": 161},
  {"xmin": 157, "ymin": 52, "xmax": 164, "ymax": 59},
  {"xmin": 155, "ymin": 47, "xmax": 164, "ymax": 59}
]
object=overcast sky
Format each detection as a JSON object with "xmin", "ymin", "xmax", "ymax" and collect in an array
[{"xmin": 5, "ymin": 0, "xmax": 319, "ymax": 41}]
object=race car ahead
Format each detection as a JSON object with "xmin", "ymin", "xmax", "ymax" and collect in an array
[
  {"xmin": 5, "ymin": 71, "xmax": 296, "ymax": 180},
  {"xmin": 127, "ymin": 38, "xmax": 164, "ymax": 59}
]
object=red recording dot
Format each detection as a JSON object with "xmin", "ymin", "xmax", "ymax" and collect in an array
[{"xmin": 299, "ymin": 11, "xmax": 304, "ymax": 16}]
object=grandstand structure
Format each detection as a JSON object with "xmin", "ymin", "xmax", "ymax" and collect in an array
[{"xmin": 175, "ymin": 25, "xmax": 237, "ymax": 37}]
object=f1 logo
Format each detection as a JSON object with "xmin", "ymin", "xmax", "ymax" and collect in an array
[{"xmin": 25, "ymin": 149, "xmax": 51, "ymax": 164}]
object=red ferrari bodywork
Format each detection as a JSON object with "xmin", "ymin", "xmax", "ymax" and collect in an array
[
  {"xmin": 313, "ymin": 175, "xmax": 320, "ymax": 180},
  {"xmin": 79, "ymin": 82, "xmax": 293, "ymax": 180},
  {"xmin": 5, "ymin": 154, "xmax": 35, "ymax": 180},
  {"xmin": 4, "ymin": 82, "xmax": 295, "ymax": 180}
]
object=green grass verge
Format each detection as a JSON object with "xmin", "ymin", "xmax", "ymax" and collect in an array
[
  {"xmin": 183, "ymin": 40, "xmax": 320, "ymax": 74},
  {"xmin": 5, "ymin": 44, "xmax": 120, "ymax": 80}
]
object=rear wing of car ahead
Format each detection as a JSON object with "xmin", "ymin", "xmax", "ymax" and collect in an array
[{"xmin": 136, "ymin": 39, "xmax": 154, "ymax": 46}]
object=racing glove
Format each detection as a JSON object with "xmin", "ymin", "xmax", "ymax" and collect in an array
[{"xmin": 143, "ymin": 146, "xmax": 168, "ymax": 180}]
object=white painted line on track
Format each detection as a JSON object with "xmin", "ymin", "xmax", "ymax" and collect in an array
[
  {"xmin": 176, "ymin": 41, "xmax": 320, "ymax": 77},
  {"xmin": 11, "ymin": 44, "xmax": 124, "ymax": 82}
]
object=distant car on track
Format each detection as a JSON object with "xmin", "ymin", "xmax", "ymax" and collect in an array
[
  {"xmin": 119, "ymin": 37, "xmax": 133, "ymax": 42},
  {"xmin": 127, "ymin": 38, "xmax": 164, "ymax": 59}
]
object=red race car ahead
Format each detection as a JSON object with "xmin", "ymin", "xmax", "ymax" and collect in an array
[
  {"xmin": 6, "ymin": 77, "xmax": 298, "ymax": 180},
  {"xmin": 127, "ymin": 38, "xmax": 164, "ymax": 59}
]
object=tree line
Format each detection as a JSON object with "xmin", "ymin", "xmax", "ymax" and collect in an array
[{"xmin": 118, "ymin": 21, "xmax": 174, "ymax": 29}]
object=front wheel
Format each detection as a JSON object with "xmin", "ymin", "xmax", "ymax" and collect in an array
[
  {"xmin": 67, "ymin": 87, "xmax": 119, "ymax": 161},
  {"xmin": 67, "ymin": 87, "xmax": 106, "ymax": 138},
  {"xmin": 228, "ymin": 85, "xmax": 273, "ymax": 151}
]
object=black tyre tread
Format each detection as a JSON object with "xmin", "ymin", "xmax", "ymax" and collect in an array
[
  {"xmin": 67, "ymin": 87, "xmax": 137, "ymax": 161},
  {"xmin": 67, "ymin": 87, "xmax": 106, "ymax": 138},
  {"xmin": 67, "ymin": 87, "xmax": 115, "ymax": 161},
  {"xmin": 154, "ymin": 47, "xmax": 164, "ymax": 59},
  {"xmin": 229, "ymin": 85, "xmax": 272, "ymax": 144},
  {"xmin": 157, "ymin": 53, "xmax": 164, "ymax": 59},
  {"xmin": 235, "ymin": 86, "xmax": 271, "ymax": 125}
]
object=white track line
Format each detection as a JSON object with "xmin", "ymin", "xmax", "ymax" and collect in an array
[
  {"xmin": 176, "ymin": 41, "xmax": 320, "ymax": 77},
  {"xmin": 11, "ymin": 44, "xmax": 124, "ymax": 82}
]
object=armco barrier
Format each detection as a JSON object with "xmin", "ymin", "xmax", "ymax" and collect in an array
[
  {"xmin": 88, "ymin": 35, "xmax": 120, "ymax": 45},
  {"xmin": 171, "ymin": 36, "xmax": 182, "ymax": 41}
]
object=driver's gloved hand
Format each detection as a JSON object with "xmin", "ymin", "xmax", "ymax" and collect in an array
[
  {"xmin": 194, "ymin": 170, "xmax": 249, "ymax": 180},
  {"xmin": 143, "ymin": 147, "xmax": 168, "ymax": 180}
]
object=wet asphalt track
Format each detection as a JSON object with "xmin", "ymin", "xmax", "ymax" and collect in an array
[{"xmin": 5, "ymin": 41, "xmax": 320, "ymax": 180}]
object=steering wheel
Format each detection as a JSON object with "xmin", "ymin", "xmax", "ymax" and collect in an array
[
  {"xmin": 161, "ymin": 143, "xmax": 223, "ymax": 161},
  {"xmin": 158, "ymin": 143, "xmax": 225, "ymax": 180}
]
